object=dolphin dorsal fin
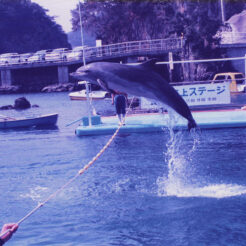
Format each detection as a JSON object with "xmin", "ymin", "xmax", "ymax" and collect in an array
[{"xmin": 139, "ymin": 59, "xmax": 158, "ymax": 69}]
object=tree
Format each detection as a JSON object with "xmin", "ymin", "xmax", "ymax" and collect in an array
[
  {"xmin": 72, "ymin": 0, "xmax": 245, "ymax": 51},
  {"xmin": 224, "ymin": 0, "xmax": 246, "ymax": 20},
  {"xmin": 71, "ymin": 0, "xmax": 176, "ymax": 43},
  {"xmin": 0, "ymin": 0, "xmax": 71, "ymax": 54},
  {"xmin": 71, "ymin": 0, "xmax": 246, "ymax": 80}
]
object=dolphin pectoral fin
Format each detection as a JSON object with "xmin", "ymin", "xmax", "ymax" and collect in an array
[
  {"xmin": 97, "ymin": 78, "xmax": 109, "ymax": 91},
  {"xmin": 97, "ymin": 78, "xmax": 115, "ymax": 94}
]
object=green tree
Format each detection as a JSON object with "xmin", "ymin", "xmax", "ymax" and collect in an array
[
  {"xmin": 71, "ymin": 0, "xmax": 175, "ymax": 43},
  {"xmin": 71, "ymin": 0, "xmax": 245, "ymax": 80},
  {"xmin": 0, "ymin": 0, "xmax": 71, "ymax": 54},
  {"xmin": 172, "ymin": 1, "xmax": 222, "ymax": 57},
  {"xmin": 72, "ymin": 0, "xmax": 245, "ymax": 53},
  {"xmin": 224, "ymin": 0, "xmax": 246, "ymax": 20}
]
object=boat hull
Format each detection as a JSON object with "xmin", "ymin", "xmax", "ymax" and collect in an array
[
  {"xmin": 0, "ymin": 113, "xmax": 58, "ymax": 129},
  {"xmin": 69, "ymin": 90, "xmax": 110, "ymax": 100},
  {"xmin": 69, "ymin": 96, "xmax": 106, "ymax": 100}
]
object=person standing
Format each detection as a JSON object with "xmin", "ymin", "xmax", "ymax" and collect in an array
[{"xmin": 112, "ymin": 91, "xmax": 128, "ymax": 125}]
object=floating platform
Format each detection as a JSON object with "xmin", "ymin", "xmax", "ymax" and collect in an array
[{"xmin": 75, "ymin": 107, "xmax": 246, "ymax": 136}]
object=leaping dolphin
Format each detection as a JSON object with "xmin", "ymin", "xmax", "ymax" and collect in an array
[{"xmin": 71, "ymin": 59, "xmax": 197, "ymax": 130}]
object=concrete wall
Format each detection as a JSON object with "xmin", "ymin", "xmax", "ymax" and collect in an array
[
  {"xmin": 222, "ymin": 43, "xmax": 246, "ymax": 74},
  {"xmin": 12, "ymin": 66, "xmax": 58, "ymax": 92}
]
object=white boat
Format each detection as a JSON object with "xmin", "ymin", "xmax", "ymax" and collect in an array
[{"xmin": 69, "ymin": 89, "xmax": 111, "ymax": 100}]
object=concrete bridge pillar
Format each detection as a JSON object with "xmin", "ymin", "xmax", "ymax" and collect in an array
[
  {"xmin": 58, "ymin": 65, "xmax": 69, "ymax": 84},
  {"xmin": 1, "ymin": 69, "xmax": 12, "ymax": 86}
]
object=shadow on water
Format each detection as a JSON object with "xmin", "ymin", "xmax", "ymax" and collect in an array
[{"xmin": 0, "ymin": 125, "xmax": 59, "ymax": 132}]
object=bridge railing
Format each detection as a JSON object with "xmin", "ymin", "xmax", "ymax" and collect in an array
[
  {"xmin": 83, "ymin": 38, "xmax": 184, "ymax": 60},
  {"xmin": 0, "ymin": 38, "xmax": 184, "ymax": 67}
]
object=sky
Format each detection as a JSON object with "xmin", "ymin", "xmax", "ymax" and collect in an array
[{"xmin": 32, "ymin": 0, "xmax": 78, "ymax": 33}]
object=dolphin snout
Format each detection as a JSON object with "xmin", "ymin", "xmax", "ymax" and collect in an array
[
  {"xmin": 70, "ymin": 71, "xmax": 87, "ymax": 79},
  {"xmin": 70, "ymin": 72, "xmax": 77, "ymax": 77}
]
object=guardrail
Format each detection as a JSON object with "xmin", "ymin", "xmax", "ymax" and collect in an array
[
  {"xmin": 0, "ymin": 38, "xmax": 184, "ymax": 67},
  {"xmin": 83, "ymin": 38, "xmax": 184, "ymax": 60}
]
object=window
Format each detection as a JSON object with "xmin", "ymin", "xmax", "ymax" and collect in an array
[
  {"xmin": 214, "ymin": 75, "xmax": 226, "ymax": 81},
  {"xmin": 235, "ymin": 74, "xmax": 244, "ymax": 84}
]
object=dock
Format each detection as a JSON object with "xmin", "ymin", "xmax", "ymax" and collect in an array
[{"xmin": 75, "ymin": 107, "xmax": 246, "ymax": 136}]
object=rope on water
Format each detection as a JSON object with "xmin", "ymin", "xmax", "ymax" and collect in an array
[{"xmin": 0, "ymin": 96, "xmax": 134, "ymax": 238}]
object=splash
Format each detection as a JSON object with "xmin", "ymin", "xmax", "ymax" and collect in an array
[
  {"xmin": 157, "ymin": 110, "xmax": 246, "ymax": 199},
  {"xmin": 20, "ymin": 186, "xmax": 48, "ymax": 202},
  {"xmin": 113, "ymin": 178, "xmax": 130, "ymax": 193},
  {"xmin": 158, "ymin": 178, "xmax": 246, "ymax": 198},
  {"xmin": 167, "ymin": 184, "xmax": 246, "ymax": 198}
]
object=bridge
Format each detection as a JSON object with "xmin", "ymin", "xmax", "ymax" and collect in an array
[{"xmin": 0, "ymin": 38, "xmax": 184, "ymax": 89}]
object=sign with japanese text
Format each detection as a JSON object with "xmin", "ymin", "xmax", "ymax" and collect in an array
[
  {"xmin": 140, "ymin": 82, "xmax": 231, "ymax": 109},
  {"xmin": 173, "ymin": 82, "xmax": 231, "ymax": 106}
]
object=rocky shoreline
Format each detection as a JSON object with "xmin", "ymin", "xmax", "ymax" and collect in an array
[{"xmin": 0, "ymin": 83, "xmax": 81, "ymax": 94}]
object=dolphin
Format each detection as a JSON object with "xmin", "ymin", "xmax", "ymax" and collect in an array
[{"xmin": 70, "ymin": 59, "xmax": 197, "ymax": 130}]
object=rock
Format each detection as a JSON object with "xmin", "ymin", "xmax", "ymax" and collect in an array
[
  {"xmin": 0, "ymin": 86, "xmax": 20, "ymax": 94},
  {"xmin": 0, "ymin": 97, "xmax": 39, "ymax": 110},
  {"xmin": 14, "ymin": 97, "xmax": 31, "ymax": 109},
  {"xmin": 0, "ymin": 105, "xmax": 14, "ymax": 110},
  {"xmin": 41, "ymin": 83, "xmax": 76, "ymax": 93}
]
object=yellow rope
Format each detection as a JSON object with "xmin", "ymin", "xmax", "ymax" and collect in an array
[{"xmin": 0, "ymin": 96, "xmax": 134, "ymax": 236}]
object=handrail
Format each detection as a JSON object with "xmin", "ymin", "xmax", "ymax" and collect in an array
[{"xmin": 0, "ymin": 38, "xmax": 183, "ymax": 67}]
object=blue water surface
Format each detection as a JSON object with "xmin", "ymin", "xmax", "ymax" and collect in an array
[{"xmin": 1, "ymin": 92, "xmax": 246, "ymax": 246}]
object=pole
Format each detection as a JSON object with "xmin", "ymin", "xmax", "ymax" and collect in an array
[
  {"xmin": 78, "ymin": 0, "xmax": 86, "ymax": 65},
  {"xmin": 245, "ymin": 54, "xmax": 246, "ymax": 77},
  {"xmin": 220, "ymin": 0, "xmax": 225, "ymax": 24},
  {"xmin": 78, "ymin": 0, "xmax": 91, "ymax": 127}
]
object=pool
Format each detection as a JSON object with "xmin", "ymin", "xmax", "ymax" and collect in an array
[{"xmin": 1, "ymin": 92, "xmax": 246, "ymax": 245}]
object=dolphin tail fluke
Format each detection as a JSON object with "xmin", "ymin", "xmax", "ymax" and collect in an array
[{"xmin": 188, "ymin": 118, "xmax": 197, "ymax": 131}]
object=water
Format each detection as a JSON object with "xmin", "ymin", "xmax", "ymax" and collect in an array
[{"xmin": 1, "ymin": 92, "xmax": 246, "ymax": 245}]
